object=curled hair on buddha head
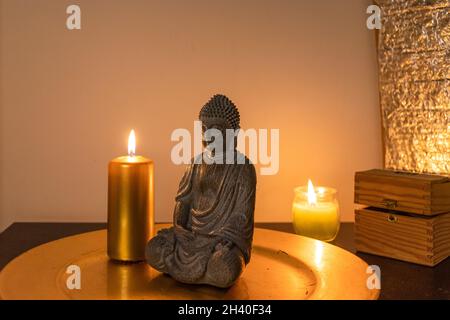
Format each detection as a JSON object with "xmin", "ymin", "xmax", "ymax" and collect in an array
[{"xmin": 199, "ymin": 94, "xmax": 240, "ymax": 130}]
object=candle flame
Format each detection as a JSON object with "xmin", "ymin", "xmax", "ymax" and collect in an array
[
  {"xmin": 128, "ymin": 129, "xmax": 136, "ymax": 157},
  {"xmin": 307, "ymin": 179, "xmax": 317, "ymax": 205}
]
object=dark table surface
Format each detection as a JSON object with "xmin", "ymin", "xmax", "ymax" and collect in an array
[{"xmin": 0, "ymin": 222, "xmax": 449, "ymax": 300}]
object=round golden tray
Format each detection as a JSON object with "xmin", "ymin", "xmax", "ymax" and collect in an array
[{"xmin": 0, "ymin": 226, "xmax": 379, "ymax": 300}]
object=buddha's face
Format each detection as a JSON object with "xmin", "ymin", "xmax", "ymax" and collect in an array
[{"xmin": 201, "ymin": 118, "xmax": 237, "ymax": 152}]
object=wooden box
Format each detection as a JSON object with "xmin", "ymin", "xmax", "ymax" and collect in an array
[
  {"xmin": 355, "ymin": 208, "xmax": 450, "ymax": 266},
  {"xmin": 354, "ymin": 169, "xmax": 450, "ymax": 266},
  {"xmin": 355, "ymin": 169, "xmax": 450, "ymax": 216}
]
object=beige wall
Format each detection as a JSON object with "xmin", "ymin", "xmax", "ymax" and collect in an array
[{"xmin": 0, "ymin": 0, "xmax": 381, "ymax": 232}]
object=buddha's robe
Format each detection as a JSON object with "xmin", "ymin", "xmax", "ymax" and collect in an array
[{"xmin": 146, "ymin": 152, "xmax": 256, "ymax": 287}]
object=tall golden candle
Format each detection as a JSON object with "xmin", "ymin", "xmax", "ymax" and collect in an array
[{"xmin": 107, "ymin": 130, "xmax": 154, "ymax": 262}]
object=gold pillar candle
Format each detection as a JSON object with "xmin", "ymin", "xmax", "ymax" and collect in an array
[
  {"xmin": 107, "ymin": 130, "xmax": 154, "ymax": 262},
  {"xmin": 292, "ymin": 180, "xmax": 340, "ymax": 242}
]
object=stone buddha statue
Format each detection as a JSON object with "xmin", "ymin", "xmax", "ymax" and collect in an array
[{"xmin": 146, "ymin": 94, "xmax": 256, "ymax": 288}]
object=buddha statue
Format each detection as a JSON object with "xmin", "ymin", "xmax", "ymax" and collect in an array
[{"xmin": 145, "ymin": 94, "xmax": 256, "ymax": 288}]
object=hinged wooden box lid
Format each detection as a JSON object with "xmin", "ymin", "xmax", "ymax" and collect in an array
[{"xmin": 355, "ymin": 169, "xmax": 450, "ymax": 216}]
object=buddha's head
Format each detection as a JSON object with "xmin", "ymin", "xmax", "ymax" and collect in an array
[{"xmin": 199, "ymin": 94, "xmax": 240, "ymax": 153}]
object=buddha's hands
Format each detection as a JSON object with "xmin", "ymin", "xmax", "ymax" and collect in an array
[{"xmin": 174, "ymin": 224, "xmax": 195, "ymax": 242}]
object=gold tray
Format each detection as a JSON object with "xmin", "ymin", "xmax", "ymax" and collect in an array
[{"xmin": 0, "ymin": 226, "xmax": 379, "ymax": 299}]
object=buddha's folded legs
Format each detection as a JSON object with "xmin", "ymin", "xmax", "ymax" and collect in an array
[
  {"xmin": 146, "ymin": 227, "xmax": 246, "ymax": 288},
  {"xmin": 202, "ymin": 245, "xmax": 245, "ymax": 288},
  {"xmin": 145, "ymin": 228, "xmax": 175, "ymax": 274}
]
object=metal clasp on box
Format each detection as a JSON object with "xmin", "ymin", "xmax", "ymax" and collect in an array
[
  {"xmin": 387, "ymin": 215, "xmax": 398, "ymax": 223},
  {"xmin": 381, "ymin": 198, "xmax": 397, "ymax": 209}
]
